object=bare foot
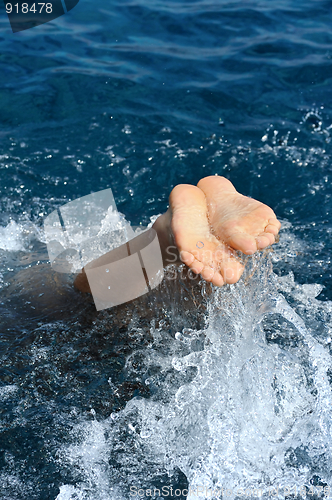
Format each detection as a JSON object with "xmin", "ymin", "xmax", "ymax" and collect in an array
[
  {"xmin": 169, "ymin": 176, "xmax": 280, "ymax": 287},
  {"xmin": 197, "ymin": 176, "xmax": 281, "ymax": 254},
  {"xmin": 169, "ymin": 184, "xmax": 244, "ymax": 287}
]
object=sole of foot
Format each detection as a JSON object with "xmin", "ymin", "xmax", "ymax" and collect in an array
[
  {"xmin": 197, "ymin": 176, "xmax": 281, "ymax": 255},
  {"xmin": 169, "ymin": 184, "xmax": 244, "ymax": 287}
]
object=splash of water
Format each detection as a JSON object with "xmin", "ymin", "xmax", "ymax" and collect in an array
[
  {"xmin": 0, "ymin": 221, "xmax": 30, "ymax": 252},
  {"xmin": 56, "ymin": 252, "xmax": 332, "ymax": 500}
]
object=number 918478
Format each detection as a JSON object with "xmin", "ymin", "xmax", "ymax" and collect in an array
[{"xmin": 6, "ymin": 3, "xmax": 53, "ymax": 13}]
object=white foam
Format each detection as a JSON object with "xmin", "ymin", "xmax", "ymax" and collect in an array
[
  {"xmin": 53, "ymin": 233, "xmax": 332, "ymax": 499},
  {"xmin": 56, "ymin": 484, "xmax": 89, "ymax": 500},
  {"xmin": 0, "ymin": 385, "xmax": 18, "ymax": 400},
  {"xmin": 56, "ymin": 418, "xmax": 124, "ymax": 500},
  {"xmin": 0, "ymin": 221, "xmax": 26, "ymax": 251}
]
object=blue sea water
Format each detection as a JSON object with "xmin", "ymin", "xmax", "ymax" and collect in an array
[{"xmin": 0, "ymin": 0, "xmax": 332, "ymax": 499}]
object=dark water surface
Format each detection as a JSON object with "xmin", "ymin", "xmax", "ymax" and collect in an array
[{"xmin": 0, "ymin": 1, "xmax": 332, "ymax": 498}]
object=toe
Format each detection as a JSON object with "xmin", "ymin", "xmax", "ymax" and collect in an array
[
  {"xmin": 265, "ymin": 224, "xmax": 279, "ymax": 236},
  {"xmin": 200, "ymin": 266, "xmax": 216, "ymax": 281},
  {"xmin": 256, "ymin": 232, "xmax": 275, "ymax": 249},
  {"xmin": 269, "ymin": 217, "xmax": 281, "ymax": 229},
  {"xmin": 211, "ymin": 272, "xmax": 224, "ymax": 287},
  {"xmin": 191, "ymin": 259, "xmax": 205, "ymax": 275},
  {"xmin": 180, "ymin": 252, "xmax": 205, "ymax": 275},
  {"xmin": 179, "ymin": 250, "xmax": 195, "ymax": 266},
  {"xmin": 219, "ymin": 261, "xmax": 244, "ymax": 284}
]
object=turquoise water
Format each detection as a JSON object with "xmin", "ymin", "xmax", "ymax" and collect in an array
[{"xmin": 0, "ymin": 0, "xmax": 332, "ymax": 498}]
